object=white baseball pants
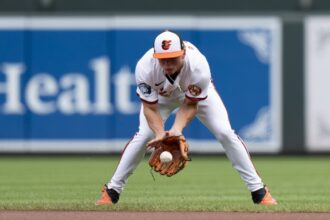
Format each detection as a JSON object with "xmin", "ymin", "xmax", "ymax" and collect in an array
[{"xmin": 108, "ymin": 84, "xmax": 264, "ymax": 193}]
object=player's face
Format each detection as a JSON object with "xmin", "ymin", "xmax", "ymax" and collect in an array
[{"xmin": 158, "ymin": 56, "xmax": 184, "ymax": 75}]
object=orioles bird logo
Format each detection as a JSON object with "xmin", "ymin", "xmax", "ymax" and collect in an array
[
  {"xmin": 162, "ymin": 40, "xmax": 172, "ymax": 50},
  {"xmin": 188, "ymin": 85, "xmax": 202, "ymax": 96}
]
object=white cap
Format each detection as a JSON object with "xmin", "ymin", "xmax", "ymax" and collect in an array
[{"xmin": 153, "ymin": 31, "xmax": 184, "ymax": 59}]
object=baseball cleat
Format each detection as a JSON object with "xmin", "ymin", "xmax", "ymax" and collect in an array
[
  {"xmin": 259, "ymin": 187, "xmax": 277, "ymax": 205},
  {"xmin": 251, "ymin": 186, "xmax": 277, "ymax": 205},
  {"xmin": 95, "ymin": 184, "xmax": 120, "ymax": 205}
]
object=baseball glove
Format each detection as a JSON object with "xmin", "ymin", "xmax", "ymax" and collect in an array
[{"xmin": 148, "ymin": 135, "xmax": 189, "ymax": 177}]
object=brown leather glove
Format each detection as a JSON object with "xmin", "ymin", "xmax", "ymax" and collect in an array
[{"xmin": 148, "ymin": 135, "xmax": 189, "ymax": 177}]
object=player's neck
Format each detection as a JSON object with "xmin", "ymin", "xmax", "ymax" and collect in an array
[
  {"xmin": 164, "ymin": 61, "xmax": 184, "ymax": 84},
  {"xmin": 165, "ymin": 69, "xmax": 181, "ymax": 84}
]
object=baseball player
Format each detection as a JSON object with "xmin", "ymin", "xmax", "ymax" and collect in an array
[{"xmin": 96, "ymin": 30, "xmax": 277, "ymax": 205}]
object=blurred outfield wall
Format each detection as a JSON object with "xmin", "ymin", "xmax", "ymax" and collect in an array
[
  {"xmin": 0, "ymin": 0, "xmax": 330, "ymax": 154},
  {"xmin": 0, "ymin": 16, "xmax": 282, "ymax": 153}
]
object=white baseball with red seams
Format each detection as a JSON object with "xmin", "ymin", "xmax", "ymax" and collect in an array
[
  {"xmin": 107, "ymin": 32, "xmax": 265, "ymax": 196},
  {"xmin": 160, "ymin": 151, "xmax": 173, "ymax": 163}
]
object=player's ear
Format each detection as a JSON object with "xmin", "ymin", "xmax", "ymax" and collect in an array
[{"xmin": 181, "ymin": 49, "xmax": 186, "ymax": 58}]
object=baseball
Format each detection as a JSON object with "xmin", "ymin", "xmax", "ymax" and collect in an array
[{"xmin": 160, "ymin": 151, "xmax": 173, "ymax": 163}]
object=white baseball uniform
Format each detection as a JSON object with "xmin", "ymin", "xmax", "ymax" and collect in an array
[{"xmin": 108, "ymin": 41, "xmax": 264, "ymax": 193}]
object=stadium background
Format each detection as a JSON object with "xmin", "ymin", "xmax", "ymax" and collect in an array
[
  {"xmin": 0, "ymin": 0, "xmax": 330, "ymax": 154},
  {"xmin": 1, "ymin": 1, "xmax": 330, "ymax": 218}
]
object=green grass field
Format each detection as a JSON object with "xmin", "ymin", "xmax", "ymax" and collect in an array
[{"xmin": 0, "ymin": 155, "xmax": 329, "ymax": 212}]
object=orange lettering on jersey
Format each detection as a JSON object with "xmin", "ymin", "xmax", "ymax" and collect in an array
[
  {"xmin": 162, "ymin": 40, "xmax": 172, "ymax": 50},
  {"xmin": 188, "ymin": 85, "xmax": 202, "ymax": 96}
]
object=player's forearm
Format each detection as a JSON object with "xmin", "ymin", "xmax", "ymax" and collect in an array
[
  {"xmin": 143, "ymin": 103, "xmax": 165, "ymax": 138},
  {"xmin": 171, "ymin": 99, "xmax": 198, "ymax": 134}
]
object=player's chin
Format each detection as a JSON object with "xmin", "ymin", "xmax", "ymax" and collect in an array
[{"xmin": 164, "ymin": 69, "xmax": 175, "ymax": 75}]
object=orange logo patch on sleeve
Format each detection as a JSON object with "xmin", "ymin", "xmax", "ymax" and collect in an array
[
  {"xmin": 162, "ymin": 40, "xmax": 172, "ymax": 50},
  {"xmin": 188, "ymin": 85, "xmax": 202, "ymax": 96}
]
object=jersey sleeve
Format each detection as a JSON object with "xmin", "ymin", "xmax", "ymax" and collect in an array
[
  {"xmin": 185, "ymin": 56, "xmax": 211, "ymax": 101},
  {"xmin": 185, "ymin": 76, "xmax": 209, "ymax": 101},
  {"xmin": 135, "ymin": 60, "xmax": 158, "ymax": 104}
]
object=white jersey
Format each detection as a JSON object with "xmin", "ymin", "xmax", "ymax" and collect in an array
[{"xmin": 135, "ymin": 41, "xmax": 211, "ymax": 104}]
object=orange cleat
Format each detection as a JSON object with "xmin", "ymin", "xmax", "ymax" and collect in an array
[
  {"xmin": 259, "ymin": 187, "xmax": 278, "ymax": 205},
  {"xmin": 95, "ymin": 185, "xmax": 120, "ymax": 205},
  {"xmin": 252, "ymin": 186, "xmax": 277, "ymax": 205}
]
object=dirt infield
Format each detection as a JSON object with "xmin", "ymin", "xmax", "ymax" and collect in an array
[{"xmin": 0, "ymin": 211, "xmax": 330, "ymax": 220}]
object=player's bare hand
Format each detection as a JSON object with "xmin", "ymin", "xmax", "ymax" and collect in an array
[{"xmin": 166, "ymin": 129, "xmax": 182, "ymax": 137}]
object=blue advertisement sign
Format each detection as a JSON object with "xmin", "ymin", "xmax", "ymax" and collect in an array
[{"xmin": 0, "ymin": 17, "xmax": 282, "ymax": 153}]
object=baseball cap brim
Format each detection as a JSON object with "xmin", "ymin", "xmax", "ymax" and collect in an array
[{"xmin": 153, "ymin": 50, "xmax": 184, "ymax": 59}]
